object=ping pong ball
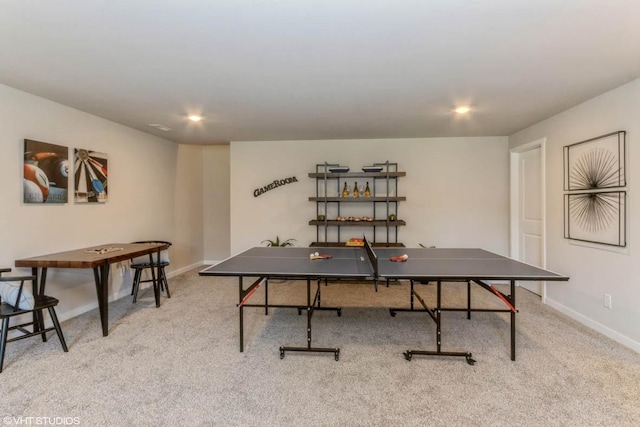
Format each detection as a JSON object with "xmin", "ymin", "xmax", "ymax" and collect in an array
[{"xmin": 315, "ymin": 252, "xmax": 319, "ymax": 256}]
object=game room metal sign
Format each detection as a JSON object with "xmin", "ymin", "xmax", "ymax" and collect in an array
[{"xmin": 253, "ymin": 176, "xmax": 298, "ymax": 197}]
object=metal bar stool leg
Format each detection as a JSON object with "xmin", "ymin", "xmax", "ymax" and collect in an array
[
  {"xmin": 0, "ymin": 318, "xmax": 9, "ymax": 373},
  {"xmin": 36, "ymin": 309, "xmax": 48, "ymax": 342},
  {"xmin": 132, "ymin": 268, "xmax": 142, "ymax": 303},
  {"xmin": 161, "ymin": 268, "xmax": 170, "ymax": 298},
  {"xmin": 47, "ymin": 307, "xmax": 68, "ymax": 352}
]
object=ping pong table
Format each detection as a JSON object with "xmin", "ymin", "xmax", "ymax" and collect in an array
[{"xmin": 199, "ymin": 238, "xmax": 568, "ymax": 364}]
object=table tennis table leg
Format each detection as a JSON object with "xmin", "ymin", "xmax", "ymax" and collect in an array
[
  {"xmin": 389, "ymin": 280, "xmax": 437, "ymax": 316},
  {"xmin": 264, "ymin": 279, "xmax": 269, "ymax": 315},
  {"xmin": 467, "ymin": 280, "xmax": 472, "ymax": 320},
  {"xmin": 238, "ymin": 277, "xmax": 245, "ymax": 352},
  {"xmin": 236, "ymin": 277, "xmax": 342, "ymax": 355},
  {"xmin": 403, "ymin": 280, "xmax": 476, "ymax": 365},
  {"xmin": 390, "ymin": 280, "xmax": 473, "ymax": 317},
  {"xmin": 235, "ymin": 276, "xmax": 269, "ymax": 352},
  {"xmin": 389, "ymin": 280, "xmax": 417, "ymax": 316},
  {"xmin": 279, "ymin": 279, "xmax": 340, "ymax": 361},
  {"xmin": 510, "ymin": 280, "xmax": 516, "ymax": 361},
  {"xmin": 303, "ymin": 279, "xmax": 342, "ymax": 316}
]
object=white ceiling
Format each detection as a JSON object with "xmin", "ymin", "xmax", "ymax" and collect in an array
[{"xmin": 1, "ymin": 1, "xmax": 640, "ymax": 144}]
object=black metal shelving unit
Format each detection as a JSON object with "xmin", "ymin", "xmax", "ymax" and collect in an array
[{"xmin": 309, "ymin": 161, "xmax": 406, "ymax": 247}]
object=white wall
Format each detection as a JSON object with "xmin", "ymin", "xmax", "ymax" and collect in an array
[
  {"xmin": 230, "ymin": 137, "xmax": 509, "ymax": 255},
  {"xmin": 203, "ymin": 145, "xmax": 230, "ymax": 263},
  {"xmin": 0, "ymin": 83, "xmax": 204, "ymax": 323},
  {"xmin": 510, "ymin": 78, "xmax": 640, "ymax": 351},
  {"xmin": 174, "ymin": 144, "xmax": 205, "ymax": 269}
]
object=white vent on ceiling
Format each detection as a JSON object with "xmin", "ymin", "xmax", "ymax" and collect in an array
[{"xmin": 148, "ymin": 123, "xmax": 173, "ymax": 132}]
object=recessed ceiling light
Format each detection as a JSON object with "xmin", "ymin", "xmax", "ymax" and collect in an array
[
  {"xmin": 188, "ymin": 115, "xmax": 203, "ymax": 122},
  {"xmin": 454, "ymin": 106, "xmax": 471, "ymax": 114}
]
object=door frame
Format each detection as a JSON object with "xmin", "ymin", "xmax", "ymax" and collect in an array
[{"xmin": 509, "ymin": 138, "xmax": 547, "ymax": 298}]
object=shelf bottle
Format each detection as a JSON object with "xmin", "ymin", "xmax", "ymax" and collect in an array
[
  {"xmin": 364, "ymin": 182, "xmax": 371, "ymax": 197},
  {"xmin": 352, "ymin": 182, "xmax": 359, "ymax": 198},
  {"xmin": 341, "ymin": 182, "xmax": 350, "ymax": 198}
]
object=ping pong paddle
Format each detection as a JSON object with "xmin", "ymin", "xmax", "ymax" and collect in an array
[
  {"xmin": 310, "ymin": 253, "xmax": 332, "ymax": 260},
  {"xmin": 390, "ymin": 254, "xmax": 408, "ymax": 262}
]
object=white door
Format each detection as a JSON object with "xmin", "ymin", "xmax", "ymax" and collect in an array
[{"xmin": 510, "ymin": 141, "xmax": 545, "ymax": 296}]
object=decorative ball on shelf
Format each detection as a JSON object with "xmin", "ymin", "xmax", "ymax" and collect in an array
[
  {"xmin": 388, "ymin": 214, "xmax": 397, "ymax": 221},
  {"xmin": 317, "ymin": 214, "xmax": 326, "ymax": 221}
]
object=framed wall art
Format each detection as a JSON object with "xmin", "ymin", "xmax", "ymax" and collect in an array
[
  {"xmin": 564, "ymin": 191, "xmax": 626, "ymax": 247},
  {"xmin": 23, "ymin": 139, "xmax": 69, "ymax": 204},
  {"xmin": 563, "ymin": 131, "xmax": 626, "ymax": 247},
  {"xmin": 74, "ymin": 148, "xmax": 108, "ymax": 203}
]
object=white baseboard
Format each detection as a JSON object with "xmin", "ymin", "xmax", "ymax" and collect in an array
[
  {"xmin": 544, "ymin": 297, "xmax": 640, "ymax": 353},
  {"xmin": 167, "ymin": 261, "xmax": 205, "ymax": 277},
  {"xmin": 55, "ymin": 261, "xmax": 206, "ymax": 324},
  {"xmin": 58, "ymin": 302, "xmax": 100, "ymax": 323}
]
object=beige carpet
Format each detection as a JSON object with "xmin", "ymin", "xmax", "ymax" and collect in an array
[{"xmin": 1, "ymin": 268, "xmax": 639, "ymax": 426}]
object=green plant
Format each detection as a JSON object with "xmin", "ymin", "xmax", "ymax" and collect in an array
[{"xmin": 261, "ymin": 236, "xmax": 296, "ymax": 247}]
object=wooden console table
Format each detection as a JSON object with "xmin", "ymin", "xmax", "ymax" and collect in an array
[{"xmin": 15, "ymin": 242, "xmax": 169, "ymax": 336}]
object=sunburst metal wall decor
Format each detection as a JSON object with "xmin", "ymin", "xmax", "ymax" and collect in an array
[
  {"xmin": 569, "ymin": 148, "xmax": 621, "ymax": 190},
  {"xmin": 563, "ymin": 131, "xmax": 626, "ymax": 247}
]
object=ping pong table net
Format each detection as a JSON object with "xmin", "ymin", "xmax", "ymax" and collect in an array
[{"xmin": 363, "ymin": 236, "xmax": 379, "ymax": 278}]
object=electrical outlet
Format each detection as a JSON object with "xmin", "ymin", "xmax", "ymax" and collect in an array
[{"xmin": 603, "ymin": 293, "xmax": 612, "ymax": 309}]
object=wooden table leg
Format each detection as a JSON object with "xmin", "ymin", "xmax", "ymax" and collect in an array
[
  {"xmin": 154, "ymin": 248, "xmax": 161, "ymax": 307},
  {"xmin": 93, "ymin": 264, "xmax": 110, "ymax": 337},
  {"xmin": 32, "ymin": 268, "xmax": 45, "ymax": 340}
]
